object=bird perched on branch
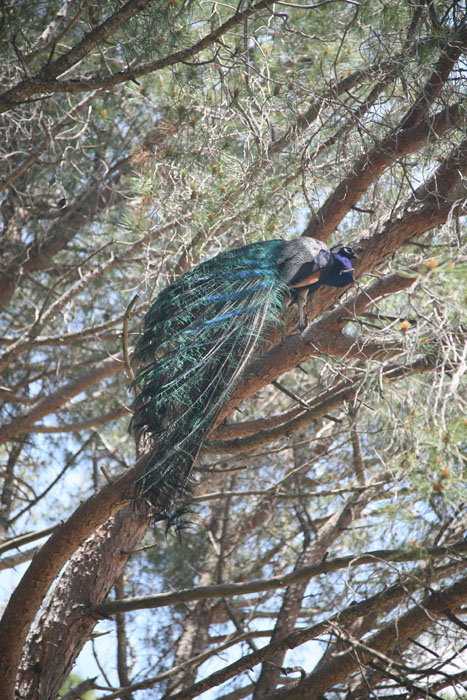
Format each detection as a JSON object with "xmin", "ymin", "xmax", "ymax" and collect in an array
[{"xmin": 131, "ymin": 237, "xmax": 355, "ymax": 517}]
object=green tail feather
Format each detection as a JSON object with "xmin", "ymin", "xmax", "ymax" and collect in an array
[{"xmin": 131, "ymin": 240, "xmax": 288, "ymax": 513}]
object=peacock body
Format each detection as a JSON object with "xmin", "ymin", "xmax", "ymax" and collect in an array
[{"xmin": 131, "ymin": 237, "xmax": 355, "ymax": 515}]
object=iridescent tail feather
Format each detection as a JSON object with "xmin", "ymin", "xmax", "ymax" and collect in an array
[{"xmin": 131, "ymin": 240, "xmax": 287, "ymax": 512}]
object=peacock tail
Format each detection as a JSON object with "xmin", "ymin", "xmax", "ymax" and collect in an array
[
  {"xmin": 131, "ymin": 239, "xmax": 288, "ymax": 513},
  {"xmin": 131, "ymin": 236, "xmax": 356, "ymax": 517}
]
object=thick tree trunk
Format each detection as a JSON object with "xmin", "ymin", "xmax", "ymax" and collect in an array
[{"xmin": 15, "ymin": 502, "xmax": 149, "ymax": 700}]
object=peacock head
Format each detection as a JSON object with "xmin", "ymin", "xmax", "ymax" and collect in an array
[{"xmin": 328, "ymin": 244, "xmax": 356, "ymax": 288}]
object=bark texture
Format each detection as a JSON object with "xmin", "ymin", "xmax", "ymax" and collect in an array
[{"xmin": 16, "ymin": 503, "xmax": 149, "ymax": 700}]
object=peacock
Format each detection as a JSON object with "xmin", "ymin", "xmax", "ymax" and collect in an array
[{"xmin": 131, "ymin": 237, "xmax": 355, "ymax": 517}]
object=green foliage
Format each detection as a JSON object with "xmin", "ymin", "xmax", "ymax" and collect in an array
[{"xmin": 147, "ymin": 528, "xmax": 210, "ymax": 594}]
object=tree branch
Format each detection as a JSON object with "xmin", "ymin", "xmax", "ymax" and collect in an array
[
  {"xmin": 0, "ymin": 546, "xmax": 40, "ymax": 572},
  {"xmin": 92, "ymin": 541, "xmax": 467, "ymax": 616},
  {"xmin": 0, "ymin": 0, "xmax": 275, "ymax": 112},
  {"xmin": 0, "ymin": 353, "xmax": 124, "ymax": 446},
  {"xmin": 23, "ymin": 0, "xmax": 85, "ymax": 63},
  {"xmin": 207, "ymin": 354, "xmax": 436, "ymax": 454},
  {"xmin": 0, "ymin": 218, "xmax": 176, "ymax": 372},
  {"xmin": 0, "ymin": 524, "xmax": 58, "ymax": 556},
  {"xmin": 0, "ymin": 0, "xmax": 152, "ymax": 112},
  {"xmin": 29, "ymin": 406, "xmax": 129, "ymax": 434},
  {"xmin": 0, "ymin": 314, "xmax": 126, "ymax": 348},
  {"xmin": 0, "ymin": 90, "xmax": 105, "ymax": 193},
  {"xmin": 157, "ymin": 570, "xmax": 467, "ymax": 700},
  {"xmin": 302, "ymin": 98, "xmax": 465, "ymax": 241},
  {"xmin": 399, "ymin": 36, "xmax": 464, "ymax": 129},
  {"xmin": 258, "ymin": 574, "xmax": 467, "ymax": 699}
]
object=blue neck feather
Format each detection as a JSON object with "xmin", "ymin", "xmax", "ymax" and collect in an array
[
  {"xmin": 304, "ymin": 250, "xmax": 354, "ymax": 293},
  {"xmin": 326, "ymin": 252, "xmax": 355, "ymax": 288}
]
